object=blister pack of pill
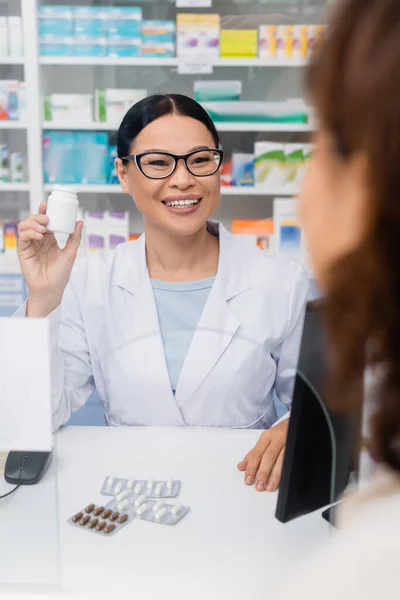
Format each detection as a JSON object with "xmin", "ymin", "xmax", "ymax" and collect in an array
[
  {"xmin": 68, "ymin": 502, "xmax": 134, "ymax": 537},
  {"xmin": 101, "ymin": 475, "xmax": 181, "ymax": 499},
  {"xmin": 105, "ymin": 495, "xmax": 190, "ymax": 526}
]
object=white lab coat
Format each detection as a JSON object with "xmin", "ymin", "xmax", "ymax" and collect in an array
[{"xmin": 16, "ymin": 221, "xmax": 309, "ymax": 431}]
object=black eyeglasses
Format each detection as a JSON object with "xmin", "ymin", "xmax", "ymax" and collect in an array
[{"xmin": 122, "ymin": 148, "xmax": 224, "ymax": 180}]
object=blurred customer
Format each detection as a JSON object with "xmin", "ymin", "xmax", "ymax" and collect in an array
[{"xmin": 279, "ymin": 0, "xmax": 400, "ymax": 597}]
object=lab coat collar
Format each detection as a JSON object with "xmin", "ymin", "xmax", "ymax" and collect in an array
[
  {"xmin": 112, "ymin": 220, "xmax": 251, "ymax": 418},
  {"xmin": 114, "ymin": 221, "xmax": 250, "ymax": 300}
]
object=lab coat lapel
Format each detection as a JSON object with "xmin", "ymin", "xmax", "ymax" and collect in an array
[
  {"xmin": 114, "ymin": 235, "xmax": 184, "ymax": 426},
  {"xmin": 175, "ymin": 223, "xmax": 250, "ymax": 408}
]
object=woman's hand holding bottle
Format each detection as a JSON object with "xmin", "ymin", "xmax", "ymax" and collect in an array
[{"xmin": 18, "ymin": 202, "xmax": 83, "ymax": 317}]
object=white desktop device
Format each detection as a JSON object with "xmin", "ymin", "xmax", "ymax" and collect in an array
[{"xmin": 0, "ymin": 318, "xmax": 52, "ymax": 452}]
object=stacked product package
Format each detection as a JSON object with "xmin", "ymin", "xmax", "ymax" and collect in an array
[
  {"xmin": 39, "ymin": 6, "xmax": 175, "ymax": 58},
  {"xmin": 220, "ymin": 142, "xmax": 313, "ymax": 191},
  {"xmin": 43, "ymin": 89, "xmax": 147, "ymax": 125},
  {"xmin": 38, "ymin": 6, "xmax": 325, "ymax": 61},
  {"xmin": 83, "ymin": 211, "xmax": 129, "ymax": 253},
  {"xmin": 0, "ymin": 145, "xmax": 24, "ymax": 182}
]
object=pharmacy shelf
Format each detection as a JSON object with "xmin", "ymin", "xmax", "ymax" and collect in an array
[
  {"xmin": 0, "ymin": 182, "xmax": 31, "ymax": 192},
  {"xmin": 44, "ymin": 184, "xmax": 296, "ymax": 196},
  {"xmin": 0, "ymin": 120, "xmax": 27, "ymax": 129},
  {"xmin": 39, "ymin": 56, "xmax": 307, "ymax": 68},
  {"xmin": 43, "ymin": 120, "xmax": 313, "ymax": 133},
  {"xmin": 0, "ymin": 256, "xmax": 21, "ymax": 275},
  {"xmin": 0, "ymin": 56, "xmax": 24, "ymax": 65}
]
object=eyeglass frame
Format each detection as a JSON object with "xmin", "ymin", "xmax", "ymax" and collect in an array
[{"xmin": 122, "ymin": 148, "xmax": 224, "ymax": 180}]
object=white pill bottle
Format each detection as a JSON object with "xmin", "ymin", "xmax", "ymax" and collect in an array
[{"xmin": 46, "ymin": 185, "xmax": 79, "ymax": 234}]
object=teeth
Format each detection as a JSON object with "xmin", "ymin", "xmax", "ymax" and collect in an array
[{"xmin": 165, "ymin": 199, "xmax": 200, "ymax": 208}]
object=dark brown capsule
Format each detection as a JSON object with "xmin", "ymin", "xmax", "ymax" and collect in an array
[
  {"xmin": 88, "ymin": 518, "xmax": 98, "ymax": 529},
  {"xmin": 109, "ymin": 511, "xmax": 120, "ymax": 522},
  {"xmin": 118, "ymin": 514, "xmax": 129, "ymax": 524},
  {"xmin": 96, "ymin": 520, "xmax": 107, "ymax": 532},
  {"xmin": 93, "ymin": 506, "xmax": 105, "ymax": 517},
  {"xmin": 72, "ymin": 512, "xmax": 83, "ymax": 523},
  {"xmin": 85, "ymin": 503, "xmax": 95, "ymax": 513},
  {"xmin": 102, "ymin": 509, "xmax": 112, "ymax": 519},
  {"xmin": 104, "ymin": 523, "xmax": 116, "ymax": 534},
  {"xmin": 80, "ymin": 515, "xmax": 90, "ymax": 526}
]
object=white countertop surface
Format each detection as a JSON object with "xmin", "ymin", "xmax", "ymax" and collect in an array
[{"xmin": 0, "ymin": 426, "xmax": 331, "ymax": 599}]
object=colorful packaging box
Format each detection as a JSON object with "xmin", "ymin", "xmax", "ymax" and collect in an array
[
  {"xmin": 259, "ymin": 25, "xmax": 277, "ymax": 59},
  {"xmin": 108, "ymin": 211, "xmax": 129, "ymax": 249},
  {"xmin": 73, "ymin": 35, "xmax": 107, "ymax": 57},
  {"xmin": 293, "ymin": 25, "xmax": 309, "ymax": 59},
  {"xmin": 107, "ymin": 35, "xmax": 141, "ymax": 58},
  {"xmin": 232, "ymin": 153, "xmax": 255, "ymax": 187},
  {"xmin": 43, "ymin": 130, "xmax": 77, "ymax": 184},
  {"xmin": 95, "ymin": 89, "xmax": 147, "ymax": 123},
  {"xmin": 105, "ymin": 7, "xmax": 142, "ymax": 37},
  {"xmin": 3, "ymin": 222, "xmax": 18, "ymax": 254},
  {"xmin": 10, "ymin": 153, "xmax": 23, "ymax": 182},
  {"xmin": 232, "ymin": 219, "xmax": 274, "ymax": 251},
  {"xmin": 141, "ymin": 20, "xmax": 175, "ymax": 43},
  {"xmin": 220, "ymin": 30, "xmax": 258, "ymax": 58},
  {"xmin": 308, "ymin": 25, "xmax": 326, "ymax": 55},
  {"xmin": 284, "ymin": 144, "xmax": 304, "ymax": 189},
  {"xmin": 177, "ymin": 14, "xmax": 220, "ymax": 60},
  {"xmin": 194, "ymin": 80, "xmax": 242, "ymax": 102},
  {"xmin": 276, "ymin": 25, "xmax": 294, "ymax": 60},
  {"xmin": 73, "ymin": 7, "xmax": 107, "ymax": 36},
  {"xmin": 220, "ymin": 160, "xmax": 232, "ymax": 187},
  {"xmin": 38, "ymin": 5, "xmax": 74, "ymax": 36},
  {"xmin": 43, "ymin": 93, "xmax": 93, "ymax": 122},
  {"xmin": 141, "ymin": 41, "xmax": 175, "ymax": 58},
  {"xmin": 254, "ymin": 142, "xmax": 286, "ymax": 188},
  {"xmin": 0, "ymin": 145, "xmax": 9, "ymax": 181},
  {"xmin": 108, "ymin": 146, "xmax": 119, "ymax": 184},
  {"xmin": 40, "ymin": 34, "xmax": 73, "ymax": 57},
  {"xmin": 75, "ymin": 132, "xmax": 108, "ymax": 185}
]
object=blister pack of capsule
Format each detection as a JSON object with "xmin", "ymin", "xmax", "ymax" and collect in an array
[
  {"xmin": 105, "ymin": 495, "xmax": 190, "ymax": 526},
  {"xmin": 68, "ymin": 502, "xmax": 134, "ymax": 537},
  {"xmin": 101, "ymin": 474, "xmax": 181, "ymax": 499}
]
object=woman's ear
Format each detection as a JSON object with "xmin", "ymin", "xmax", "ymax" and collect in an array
[{"xmin": 115, "ymin": 158, "xmax": 130, "ymax": 193}]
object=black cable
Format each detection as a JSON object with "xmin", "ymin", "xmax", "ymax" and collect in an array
[{"xmin": 0, "ymin": 484, "xmax": 20, "ymax": 499}]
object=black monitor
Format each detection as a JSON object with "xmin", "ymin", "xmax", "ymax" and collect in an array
[{"xmin": 275, "ymin": 301, "xmax": 360, "ymax": 523}]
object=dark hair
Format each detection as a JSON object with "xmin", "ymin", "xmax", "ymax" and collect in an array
[
  {"xmin": 117, "ymin": 93, "xmax": 220, "ymax": 160},
  {"xmin": 308, "ymin": 0, "xmax": 400, "ymax": 472}
]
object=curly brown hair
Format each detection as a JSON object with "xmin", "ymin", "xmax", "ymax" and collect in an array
[{"xmin": 308, "ymin": 0, "xmax": 400, "ymax": 472}]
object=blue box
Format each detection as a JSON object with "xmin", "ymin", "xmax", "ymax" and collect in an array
[
  {"xmin": 40, "ymin": 34, "xmax": 73, "ymax": 56},
  {"xmin": 73, "ymin": 7, "xmax": 107, "ymax": 36},
  {"xmin": 73, "ymin": 36, "xmax": 107, "ymax": 57},
  {"xmin": 43, "ymin": 131, "xmax": 78, "ymax": 184},
  {"xmin": 39, "ymin": 5, "xmax": 73, "ymax": 36},
  {"xmin": 107, "ymin": 36, "xmax": 141, "ymax": 58},
  {"xmin": 105, "ymin": 6, "xmax": 142, "ymax": 38},
  {"xmin": 108, "ymin": 146, "xmax": 119, "ymax": 184},
  {"xmin": 75, "ymin": 132, "xmax": 109, "ymax": 185}
]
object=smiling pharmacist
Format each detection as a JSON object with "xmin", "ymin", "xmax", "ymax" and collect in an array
[{"xmin": 15, "ymin": 94, "xmax": 309, "ymax": 493}]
